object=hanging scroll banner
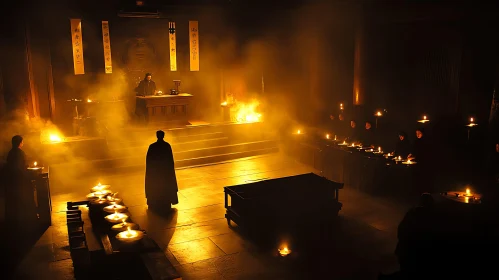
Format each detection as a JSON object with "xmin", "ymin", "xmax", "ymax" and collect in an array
[
  {"xmin": 189, "ymin": 21, "xmax": 199, "ymax": 71},
  {"xmin": 70, "ymin": 19, "xmax": 85, "ymax": 75},
  {"xmin": 169, "ymin": 22, "xmax": 177, "ymax": 71},
  {"xmin": 101, "ymin": 21, "xmax": 112, "ymax": 74}
]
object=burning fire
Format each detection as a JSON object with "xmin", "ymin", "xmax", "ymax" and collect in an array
[
  {"xmin": 49, "ymin": 134, "xmax": 62, "ymax": 142},
  {"xmin": 232, "ymin": 100, "xmax": 262, "ymax": 123}
]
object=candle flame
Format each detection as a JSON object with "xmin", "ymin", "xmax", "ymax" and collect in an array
[
  {"xmin": 221, "ymin": 101, "xmax": 227, "ymax": 106},
  {"xmin": 470, "ymin": 117, "xmax": 474, "ymax": 123},
  {"xmin": 423, "ymin": 115, "xmax": 427, "ymax": 120},
  {"xmin": 378, "ymin": 147, "xmax": 381, "ymax": 152},
  {"xmin": 466, "ymin": 188, "xmax": 471, "ymax": 196},
  {"xmin": 278, "ymin": 247, "xmax": 291, "ymax": 256},
  {"xmin": 297, "ymin": 130, "xmax": 301, "ymax": 134},
  {"xmin": 398, "ymin": 156, "xmax": 401, "ymax": 160},
  {"xmin": 376, "ymin": 111, "xmax": 382, "ymax": 117},
  {"xmin": 326, "ymin": 134, "xmax": 330, "ymax": 139},
  {"xmin": 34, "ymin": 161, "xmax": 37, "ymax": 167},
  {"xmin": 87, "ymin": 98, "xmax": 92, "ymax": 103},
  {"xmin": 334, "ymin": 135, "xmax": 337, "ymax": 141}
]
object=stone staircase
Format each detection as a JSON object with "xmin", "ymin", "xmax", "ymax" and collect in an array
[{"xmin": 48, "ymin": 122, "xmax": 279, "ymax": 179}]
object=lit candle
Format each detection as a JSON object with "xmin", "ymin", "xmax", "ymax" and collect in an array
[
  {"xmin": 334, "ymin": 135, "xmax": 337, "ymax": 141},
  {"xmin": 297, "ymin": 130, "xmax": 301, "ymax": 134},
  {"xmin": 398, "ymin": 156, "xmax": 401, "ymax": 161},
  {"xmin": 378, "ymin": 147, "xmax": 381, "ymax": 153},
  {"xmin": 423, "ymin": 115, "xmax": 427, "ymax": 120},
  {"xmin": 470, "ymin": 117, "xmax": 474, "ymax": 123},
  {"xmin": 376, "ymin": 111, "xmax": 382, "ymax": 117},
  {"xmin": 278, "ymin": 247, "xmax": 291, "ymax": 257},
  {"xmin": 465, "ymin": 188, "xmax": 471, "ymax": 196},
  {"xmin": 34, "ymin": 161, "xmax": 37, "ymax": 167},
  {"xmin": 326, "ymin": 134, "xmax": 330, "ymax": 139}
]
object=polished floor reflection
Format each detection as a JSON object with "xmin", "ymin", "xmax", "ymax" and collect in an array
[{"xmin": 14, "ymin": 153, "xmax": 410, "ymax": 279}]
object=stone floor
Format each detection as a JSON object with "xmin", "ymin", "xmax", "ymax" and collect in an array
[{"xmin": 13, "ymin": 153, "xmax": 411, "ymax": 279}]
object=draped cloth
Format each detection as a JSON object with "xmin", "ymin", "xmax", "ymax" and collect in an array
[{"xmin": 145, "ymin": 140, "xmax": 178, "ymax": 209}]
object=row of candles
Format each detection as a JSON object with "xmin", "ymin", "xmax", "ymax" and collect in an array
[
  {"xmin": 338, "ymin": 103, "xmax": 478, "ymax": 127},
  {"xmin": 87, "ymin": 183, "xmax": 143, "ymax": 243},
  {"xmin": 294, "ymin": 130, "xmax": 416, "ymax": 165}
]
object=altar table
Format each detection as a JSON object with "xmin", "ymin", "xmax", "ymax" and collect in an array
[{"xmin": 136, "ymin": 93, "xmax": 193, "ymax": 123}]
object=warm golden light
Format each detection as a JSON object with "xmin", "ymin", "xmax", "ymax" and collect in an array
[
  {"xmin": 378, "ymin": 147, "xmax": 381, "ymax": 152},
  {"xmin": 49, "ymin": 134, "xmax": 62, "ymax": 143},
  {"xmin": 297, "ymin": 130, "xmax": 301, "ymax": 134},
  {"xmin": 470, "ymin": 117, "xmax": 474, "ymax": 123},
  {"xmin": 464, "ymin": 197, "xmax": 469, "ymax": 204},
  {"xmin": 334, "ymin": 135, "xmax": 337, "ymax": 141},
  {"xmin": 278, "ymin": 247, "xmax": 291, "ymax": 257},
  {"xmin": 466, "ymin": 188, "xmax": 471, "ymax": 196},
  {"xmin": 398, "ymin": 156, "xmax": 401, "ymax": 160},
  {"xmin": 375, "ymin": 111, "xmax": 382, "ymax": 117},
  {"xmin": 87, "ymin": 98, "xmax": 92, "ymax": 103},
  {"xmin": 221, "ymin": 101, "xmax": 228, "ymax": 106},
  {"xmin": 423, "ymin": 115, "xmax": 427, "ymax": 120},
  {"xmin": 326, "ymin": 134, "xmax": 330, "ymax": 139},
  {"xmin": 232, "ymin": 100, "xmax": 262, "ymax": 123},
  {"xmin": 34, "ymin": 161, "xmax": 37, "ymax": 167}
]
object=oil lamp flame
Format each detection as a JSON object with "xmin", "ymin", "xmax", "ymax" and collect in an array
[
  {"xmin": 34, "ymin": 161, "xmax": 37, "ymax": 167},
  {"xmin": 278, "ymin": 247, "xmax": 291, "ymax": 257},
  {"xmin": 126, "ymin": 227, "xmax": 136, "ymax": 238},
  {"xmin": 423, "ymin": 115, "xmax": 427, "ymax": 120}
]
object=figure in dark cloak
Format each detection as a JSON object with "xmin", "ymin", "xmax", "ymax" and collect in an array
[
  {"xmin": 394, "ymin": 131, "xmax": 411, "ymax": 158},
  {"xmin": 360, "ymin": 121, "xmax": 376, "ymax": 147},
  {"xmin": 145, "ymin": 130, "xmax": 178, "ymax": 212},
  {"xmin": 408, "ymin": 128, "xmax": 429, "ymax": 163},
  {"xmin": 395, "ymin": 193, "xmax": 440, "ymax": 278},
  {"xmin": 135, "ymin": 73, "xmax": 157, "ymax": 96},
  {"xmin": 486, "ymin": 143, "xmax": 499, "ymax": 185},
  {"xmin": 347, "ymin": 120, "xmax": 360, "ymax": 142},
  {"xmin": 5, "ymin": 135, "xmax": 37, "ymax": 228}
]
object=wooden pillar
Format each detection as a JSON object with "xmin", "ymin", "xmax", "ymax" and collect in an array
[
  {"xmin": 24, "ymin": 21, "xmax": 40, "ymax": 119},
  {"xmin": 353, "ymin": 23, "xmax": 365, "ymax": 106}
]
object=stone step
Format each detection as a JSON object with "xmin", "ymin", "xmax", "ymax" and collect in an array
[
  {"xmin": 107, "ymin": 132, "xmax": 227, "ymax": 151},
  {"xmin": 109, "ymin": 137, "xmax": 230, "ymax": 157},
  {"xmin": 49, "ymin": 140, "xmax": 279, "ymax": 178},
  {"xmin": 98, "ymin": 147, "xmax": 280, "ymax": 175}
]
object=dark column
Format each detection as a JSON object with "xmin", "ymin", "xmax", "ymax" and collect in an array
[{"xmin": 352, "ymin": 23, "xmax": 365, "ymax": 107}]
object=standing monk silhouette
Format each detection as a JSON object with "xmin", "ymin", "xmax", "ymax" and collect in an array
[{"xmin": 145, "ymin": 130, "xmax": 178, "ymax": 212}]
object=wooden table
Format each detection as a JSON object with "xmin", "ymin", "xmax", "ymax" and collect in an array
[{"xmin": 136, "ymin": 93, "xmax": 193, "ymax": 123}]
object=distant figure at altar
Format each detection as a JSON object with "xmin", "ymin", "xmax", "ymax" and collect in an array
[
  {"xmin": 145, "ymin": 130, "xmax": 178, "ymax": 213},
  {"xmin": 135, "ymin": 73, "xmax": 157, "ymax": 96}
]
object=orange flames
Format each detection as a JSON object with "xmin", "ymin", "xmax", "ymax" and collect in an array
[{"xmin": 230, "ymin": 100, "xmax": 262, "ymax": 123}]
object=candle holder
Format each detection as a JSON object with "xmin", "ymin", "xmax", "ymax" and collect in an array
[
  {"xmin": 105, "ymin": 212, "xmax": 129, "ymax": 223},
  {"xmin": 87, "ymin": 190, "xmax": 112, "ymax": 199},
  {"xmin": 104, "ymin": 204, "xmax": 127, "ymax": 213},
  {"xmin": 112, "ymin": 221, "xmax": 139, "ymax": 232},
  {"xmin": 91, "ymin": 183, "xmax": 110, "ymax": 193},
  {"xmin": 116, "ymin": 227, "xmax": 144, "ymax": 243},
  {"xmin": 278, "ymin": 247, "xmax": 291, "ymax": 257},
  {"xmin": 417, "ymin": 115, "xmax": 430, "ymax": 123},
  {"xmin": 27, "ymin": 161, "xmax": 44, "ymax": 174}
]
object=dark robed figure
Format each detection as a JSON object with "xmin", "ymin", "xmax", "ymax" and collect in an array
[{"xmin": 145, "ymin": 130, "xmax": 178, "ymax": 211}]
